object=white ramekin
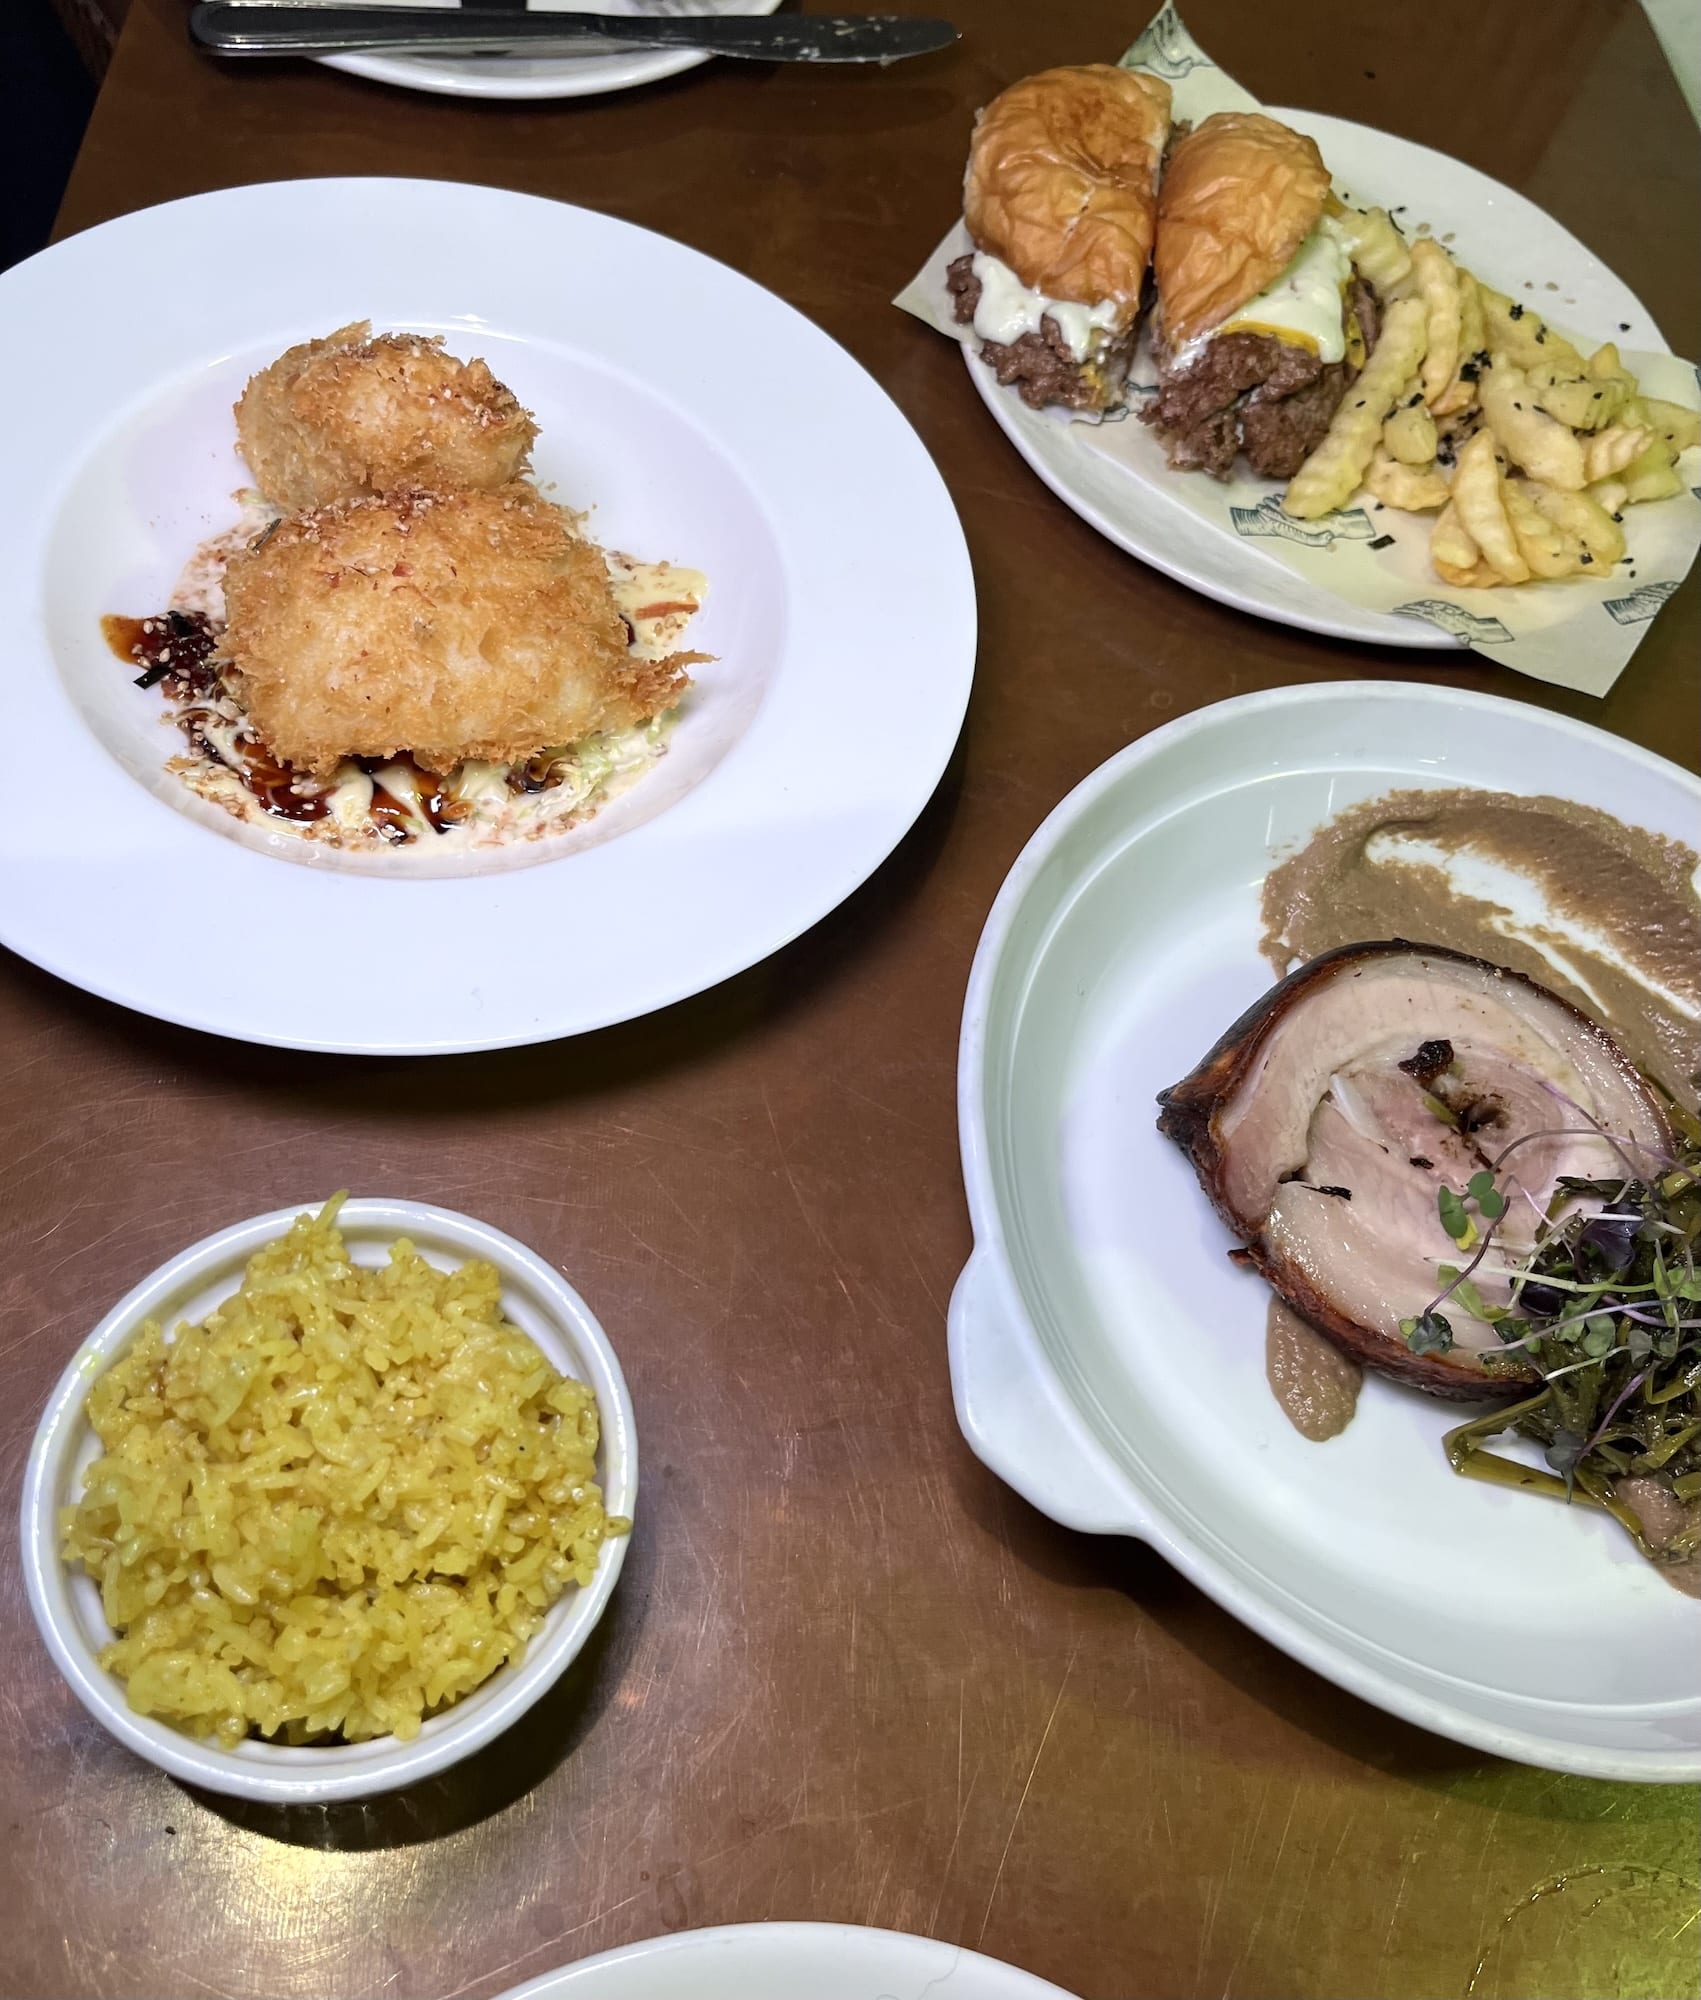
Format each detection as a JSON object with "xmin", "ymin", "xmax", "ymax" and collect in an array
[{"xmin": 20, "ymin": 1197, "xmax": 637, "ymax": 1804}]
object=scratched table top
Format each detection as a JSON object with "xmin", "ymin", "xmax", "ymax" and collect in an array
[{"xmin": 3, "ymin": 2, "xmax": 1699, "ymax": 1995}]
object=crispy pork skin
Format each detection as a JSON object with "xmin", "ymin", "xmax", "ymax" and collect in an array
[{"xmin": 1158, "ymin": 943, "xmax": 1672, "ymax": 1399}]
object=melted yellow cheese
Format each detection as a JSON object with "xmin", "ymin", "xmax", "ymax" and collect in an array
[{"xmin": 1219, "ymin": 220, "xmax": 1352, "ymax": 363}]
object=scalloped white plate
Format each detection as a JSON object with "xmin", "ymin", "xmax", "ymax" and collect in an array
[{"xmin": 0, "ymin": 178, "xmax": 974, "ymax": 1053}]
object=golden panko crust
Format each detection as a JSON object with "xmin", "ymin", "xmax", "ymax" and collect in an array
[
  {"xmin": 220, "ymin": 485, "xmax": 693, "ymax": 776},
  {"xmin": 234, "ymin": 321, "xmax": 539, "ymax": 513},
  {"xmin": 1154, "ymin": 112, "xmax": 1333, "ymax": 352},
  {"xmin": 963, "ymin": 64, "xmax": 1172, "ymax": 322}
]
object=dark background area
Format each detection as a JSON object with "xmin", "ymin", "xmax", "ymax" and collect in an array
[{"xmin": 2, "ymin": 0, "xmax": 99, "ymax": 271}]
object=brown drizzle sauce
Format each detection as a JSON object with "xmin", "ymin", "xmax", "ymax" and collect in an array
[
  {"xmin": 102, "ymin": 611, "xmax": 220, "ymax": 700},
  {"xmin": 106, "ymin": 610, "xmax": 330, "ymax": 823},
  {"xmin": 108, "ymin": 610, "xmax": 498, "ymax": 841}
]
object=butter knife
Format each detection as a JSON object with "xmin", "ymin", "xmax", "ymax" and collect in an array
[{"xmin": 189, "ymin": 4, "xmax": 959, "ymax": 63}]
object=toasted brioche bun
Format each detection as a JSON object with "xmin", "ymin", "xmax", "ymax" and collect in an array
[
  {"xmin": 1154, "ymin": 112, "xmax": 1333, "ymax": 352},
  {"xmin": 963, "ymin": 64, "xmax": 1172, "ymax": 325}
]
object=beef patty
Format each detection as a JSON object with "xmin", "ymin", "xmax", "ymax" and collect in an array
[
  {"xmin": 947, "ymin": 254, "xmax": 1135, "ymax": 414},
  {"xmin": 1141, "ymin": 278, "xmax": 1379, "ymax": 480}
]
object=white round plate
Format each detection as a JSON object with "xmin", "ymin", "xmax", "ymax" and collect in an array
[
  {"xmin": 495, "ymin": 1922, "xmax": 1079, "ymax": 2000},
  {"xmin": 964, "ymin": 110, "xmax": 1668, "ymax": 647},
  {"xmin": 21, "ymin": 1197, "xmax": 637, "ymax": 1804},
  {"xmin": 0, "ymin": 178, "xmax": 974, "ymax": 1054},
  {"xmin": 953, "ymin": 682, "xmax": 1701, "ymax": 1781},
  {"xmin": 321, "ymin": 0, "xmax": 782, "ymax": 101}
]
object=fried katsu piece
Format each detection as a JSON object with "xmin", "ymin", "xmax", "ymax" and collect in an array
[
  {"xmin": 235, "ymin": 322, "xmax": 538, "ymax": 512},
  {"xmin": 220, "ymin": 486, "xmax": 697, "ymax": 776}
]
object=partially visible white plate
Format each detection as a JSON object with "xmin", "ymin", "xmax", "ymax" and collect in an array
[
  {"xmin": 320, "ymin": 0, "xmax": 782, "ymax": 101},
  {"xmin": 0, "ymin": 178, "xmax": 974, "ymax": 1054},
  {"xmin": 964, "ymin": 111, "xmax": 1669, "ymax": 648},
  {"xmin": 953, "ymin": 681, "xmax": 1701, "ymax": 1781},
  {"xmin": 495, "ymin": 1923, "xmax": 1079, "ymax": 2000}
]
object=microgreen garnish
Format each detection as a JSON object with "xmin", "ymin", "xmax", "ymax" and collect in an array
[
  {"xmin": 1399, "ymin": 1311, "xmax": 1455, "ymax": 1355},
  {"xmin": 1433, "ymin": 1124, "xmax": 1701, "ymax": 1571}
]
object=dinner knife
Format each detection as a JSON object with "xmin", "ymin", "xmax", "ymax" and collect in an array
[{"xmin": 189, "ymin": 4, "xmax": 959, "ymax": 63}]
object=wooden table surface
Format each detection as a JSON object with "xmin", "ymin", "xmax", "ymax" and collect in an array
[{"xmin": 4, "ymin": 3, "xmax": 1699, "ymax": 1996}]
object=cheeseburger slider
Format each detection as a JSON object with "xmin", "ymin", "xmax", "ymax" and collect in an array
[
  {"xmin": 948, "ymin": 64, "xmax": 1173, "ymax": 414},
  {"xmin": 1141, "ymin": 112, "xmax": 1378, "ymax": 478}
]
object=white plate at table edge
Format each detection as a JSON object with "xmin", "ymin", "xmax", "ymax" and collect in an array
[
  {"xmin": 493, "ymin": 1922, "xmax": 1079, "ymax": 1999},
  {"xmin": 964, "ymin": 108, "xmax": 1671, "ymax": 649},
  {"xmin": 952, "ymin": 680, "xmax": 1701, "ymax": 1782},
  {"xmin": 319, "ymin": 0, "xmax": 782, "ymax": 101},
  {"xmin": 0, "ymin": 177, "xmax": 975, "ymax": 1056}
]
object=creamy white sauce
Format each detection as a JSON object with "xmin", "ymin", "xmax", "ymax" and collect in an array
[
  {"xmin": 604, "ymin": 555, "xmax": 708, "ymax": 661},
  {"xmin": 1217, "ymin": 218, "xmax": 1352, "ymax": 363},
  {"xmin": 969, "ymin": 251, "xmax": 1121, "ymax": 364}
]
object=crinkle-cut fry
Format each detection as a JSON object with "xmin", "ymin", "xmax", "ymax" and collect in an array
[
  {"xmin": 1432, "ymin": 499, "xmax": 1480, "ymax": 571},
  {"xmin": 1383, "ymin": 386, "xmax": 1438, "ymax": 464},
  {"xmin": 1588, "ymin": 477, "xmax": 1629, "ymax": 515},
  {"xmin": 1502, "ymin": 480, "xmax": 1585, "ymax": 578},
  {"xmin": 1334, "ymin": 205, "xmax": 1414, "ymax": 300},
  {"xmin": 1284, "ymin": 296, "xmax": 1428, "ymax": 520},
  {"xmin": 1365, "ymin": 448, "xmax": 1450, "ymax": 510},
  {"xmin": 1526, "ymin": 358, "xmax": 1621, "ymax": 431},
  {"xmin": 1478, "ymin": 354, "xmax": 1587, "ymax": 488},
  {"xmin": 1412, "ymin": 242, "xmax": 1462, "ymax": 408},
  {"xmin": 1433, "ymin": 270, "xmax": 1486, "ymax": 416},
  {"xmin": 1481, "ymin": 287, "xmax": 1586, "ymax": 374},
  {"xmin": 1523, "ymin": 480, "xmax": 1626, "ymax": 568},
  {"xmin": 1584, "ymin": 425, "xmax": 1653, "ymax": 482},
  {"xmin": 1641, "ymin": 397, "xmax": 1701, "ymax": 453},
  {"xmin": 1620, "ymin": 441, "xmax": 1684, "ymax": 504},
  {"xmin": 1587, "ymin": 341, "xmax": 1636, "ymax": 388},
  {"xmin": 1434, "ymin": 553, "xmax": 1506, "ymax": 588},
  {"xmin": 1452, "ymin": 431, "xmax": 1530, "ymax": 582}
]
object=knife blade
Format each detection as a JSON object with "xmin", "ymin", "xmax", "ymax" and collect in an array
[{"xmin": 189, "ymin": 4, "xmax": 959, "ymax": 63}]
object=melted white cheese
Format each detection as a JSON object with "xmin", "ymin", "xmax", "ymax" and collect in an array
[
  {"xmin": 969, "ymin": 251, "xmax": 1121, "ymax": 364},
  {"xmin": 1217, "ymin": 218, "xmax": 1352, "ymax": 363}
]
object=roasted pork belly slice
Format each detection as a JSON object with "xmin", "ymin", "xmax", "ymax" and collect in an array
[{"xmin": 1157, "ymin": 943, "xmax": 1672, "ymax": 1398}]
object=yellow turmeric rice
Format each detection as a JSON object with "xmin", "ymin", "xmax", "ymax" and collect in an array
[{"xmin": 60, "ymin": 1196, "xmax": 625, "ymax": 1747}]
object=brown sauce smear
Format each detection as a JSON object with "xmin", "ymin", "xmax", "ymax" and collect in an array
[
  {"xmin": 1266, "ymin": 1298, "xmax": 1363, "ymax": 1441},
  {"xmin": 1261, "ymin": 787, "xmax": 1701, "ymax": 1109}
]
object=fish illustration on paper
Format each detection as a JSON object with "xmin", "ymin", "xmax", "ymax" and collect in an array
[
  {"xmin": 1229, "ymin": 494, "xmax": 1377, "ymax": 547},
  {"xmin": 1121, "ymin": 4, "xmax": 1210, "ymax": 79},
  {"xmin": 1393, "ymin": 600, "xmax": 1514, "ymax": 644},
  {"xmin": 1602, "ymin": 579, "xmax": 1680, "ymax": 625}
]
